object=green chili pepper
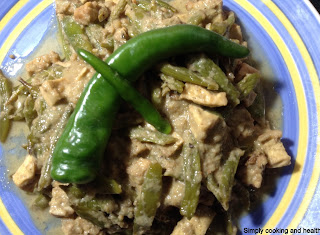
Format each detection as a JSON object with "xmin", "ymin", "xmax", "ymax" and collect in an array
[
  {"xmin": 51, "ymin": 25, "xmax": 250, "ymax": 184},
  {"xmin": 78, "ymin": 49, "xmax": 172, "ymax": 134}
]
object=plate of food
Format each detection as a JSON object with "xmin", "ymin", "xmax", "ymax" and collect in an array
[{"xmin": 0, "ymin": 0, "xmax": 319, "ymax": 234}]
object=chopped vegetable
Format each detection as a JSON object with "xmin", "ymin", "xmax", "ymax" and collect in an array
[
  {"xmin": 206, "ymin": 148, "xmax": 244, "ymax": 210},
  {"xmin": 189, "ymin": 54, "xmax": 240, "ymax": 105},
  {"xmin": 0, "ymin": 71, "xmax": 12, "ymax": 143},
  {"xmin": 160, "ymin": 63, "xmax": 219, "ymax": 91},
  {"xmin": 129, "ymin": 126, "xmax": 177, "ymax": 145},
  {"xmin": 237, "ymin": 73, "xmax": 260, "ymax": 99},
  {"xmin": 133, "ymin": 162, "xmax": 162, "ymax": 234},
  {"xmin": 51, "ymin": 25, "xmax": 249, "ymax": 184},
  {"xmin": 60, "ymin": 16, "xmax": 93, "ymax": 53},
  {"xmin": 78, "ymin": 49, "xmax": 172, "ymax": 134},
  {"xmin": 180, "ymin": 140, "xmax": 202, "ymax": 219}
]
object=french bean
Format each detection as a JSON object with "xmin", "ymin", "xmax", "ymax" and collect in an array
[
  {"xmin": 205, "ymin": 148, "xmax": 243, "ymax": 210},
  {"xmin": 60, "ymin": 16, "xmax": 93, "ymax": 53},
  {"xmin": 136, "ymin": 0, "xmax": 177, "ymax": 13},
  {"xmin": 133, "ymin": 162, "xmax": 162, "ymax": 234},
  {"xmin": 129, "ymin": 126, "xmax": 176, "ymax": 145},
  {"xmin": 247, "ymin": 81, "xmax": 265, "ymax": 122},
  {"xmin": 210, "ymin": 12, "xmax": 235, "ymax": 35},
  {"xmin": 52, "ymin": 24, "xmax": 250, "ymax": 184},
  {"xmin": 58, "ymin": 18, "xmax": 72, "ymax": 59},
  {"xmin": 73, "ymin": 206, "xmax": 107, "ymax": 228},
  {"xmin": 33, "ymin": 193, "xmax": 50, "ymax": 209},
  {"xmin": 237, "ymin": 73, "xmax": 260, "ymax": 99},
  {"xmin": 151, "ymin": 87, "xmax": 163, "ymax": 108},
  {"xmin": 38, "ymin": 105, "xmax": 73, "ymax": 190},
  {"xmin": 23, "ymin": 94, "xmax": 37, "ymax": 127},
  {"xmin": 160, "ymin": 63, "xmax": 219, "ymax": 91},
  {"xmin": 78, "ymin": 49, "xmax": 172, "ymax": 134},
  {"xmin": 64, "ymin": 184, "xmax": 86, "ymax": 199},
  {"xmin": 0, "ymin": 71, "xmax": 12, "ymax": 142},
  {"xmin": 85, "ymin": 24, "xmax": 105, "ymax": 52},
  {"xmin": 180, "ymin": 141, "xmax": 202, "ymax": 219},
  {"xmin": 110, "ymin": 0, "xmax": 127, "ymax": 21},
  {"xmin": 189, "ymin": 55, "xmax": 240, "ymax": 105},
  {"xmin": 187, "ymin": 11, "xmax": 206, "ymax": 26},
  {"xmin": 73, "ymin": 196, "xmax": 115, "ymax": 227},
  {"xmin": 160, "ymin": 74, "xmax": 184, "ymax": 93},
  {"xmin": 93, "ymin": 176, "xmax": 122, "ymax": 194},
  {"xmin": 126, "ymin": 3, "xmax": 145, "ymax": 37}
]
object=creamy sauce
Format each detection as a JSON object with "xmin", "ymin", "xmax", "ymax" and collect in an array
[
  {"xmin": 1, "ymin": 14, "xmax": 64, "ymax": 235},
  {"xmin": 0, "ymin": 1, "xmax": 285, "ymax": 234}
]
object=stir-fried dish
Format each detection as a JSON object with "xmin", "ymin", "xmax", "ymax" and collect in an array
[{"xmin": 0, "ymin": 0, "xmax": 292, "ymax": 234}]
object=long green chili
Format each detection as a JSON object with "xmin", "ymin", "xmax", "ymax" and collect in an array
[
  {"xmin": 51, "ymin": 24, "xmax": 250, "ymax": 184},
  {"xmin": 78, "ymin": 49, "xmax": 172, "ymax": 134}
]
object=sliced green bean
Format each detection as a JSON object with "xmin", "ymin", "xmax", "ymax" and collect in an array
[
  {"xmin": 137, "ymin": 0, "xmax": 177, "ymax": 12},
  {"xmin": 61, "ymin": 16, "xmax": 93, "ymax": 53},
  {"xmin": 33, "ymin": 193, "xmax": 50, "ymax": 209},
  {"xmin": 187, "ymin": 11, "xmax": 206, "ymax": 25},
  {"xmin": 205, "ymin": 148, "xmax": 243, "ymax": 210},
  {"xmin": 78, "ymin": 196, "xmax": 114, "ymax": 211},
  {"xmin": 73, "ymin": 196, "xmax": 115, "ymax": 227},
  {"xmin": 33, "ymin": 65, "xmax": 63, "ymax": 82},
  {"xmin": 78, "ymin": 49, "xmax": 172, "ymax": 134},
  {"xmin": 126, "ymin": 3, "xmax": 145, "ymax": 37},
  {"xmin": 134, "ymin": 162, "xmax": 162, "ymax": 234},
  {"xmin": 18, "ymin": 78, "xmax": 39, "ymax": 98},
  {"xmin": 237, "ymin": 73, "xmax": 260, "ymax": 99},
  {"xmin": 110, "ymin": 0, "xmax": 127, "ymax": 21},
  {"xmin": 180, "ymin": 141, "xmax": 202, "ymax": 219},
  {"xmin": 247, "ymin": 81, "xmax": 265, "ymax": 122},
  {"xmin": 65, "ymin": 184, "xmax": 86, "ymax": 199},
  {"xmin": 85, "ymin": 24, "xmax": 105, "ymax": 51},
  {"xmin": 73, "ymin": 206, "xmax": 107, "ymax": 228},
  {"xmin": 93, "ymin": 176, "xmax": 122, "ymax": 194},
  {"xmin": 0, "ymin": 71, "xmax": 12, "ymax": 142},
  {"xmin": 58, "ymin": 18, "xmax": 72, "ymax": 59},
  {"xmin": 129, "ymin": 126, "xmax": 176, "ymax": 145},
  {"xmin": 151, "ymin": 87, "xmax": 163, "ymax": 108},
  {"xmin": 23, "ymin": 94, "xmax": 37, "ymax": 127},
  {"xmin": 210, "ymin": 12, "xmax": 235, "ymax": 35},
  {"xmin": 160, "ymin": 63, "xmax": 219, "ymax": 91},
  {"xmin": 85, "ymin": 24, "xmax": 115, "ymax": 53},
  {"xmin": 160, "ymin": 74, "xmax": 184, "ymax": 93},
  {"xmin": 38, "ymin": 105, "xmax": 73, "ymax": 190},
  {"xmin": 189, "ymin": 55, "xmax": 240, "ymax": 105}
]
